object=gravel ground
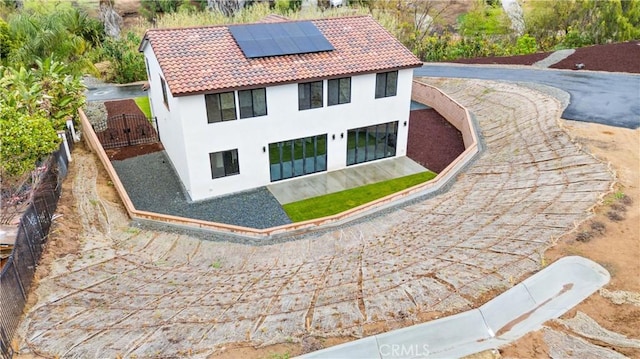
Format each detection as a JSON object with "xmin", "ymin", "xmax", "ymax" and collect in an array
[
  {"xmin": 111, "ymin": 151, "xmax": 292, "ymax": 229},
  {"xmin": 103, "ymin": 97, "xmax": 466, "ymax": 229}
]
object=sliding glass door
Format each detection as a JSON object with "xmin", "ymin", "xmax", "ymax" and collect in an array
[
  {"xmin": 269, "ymin": 134, "xmax": 327, "ymax": 181},
  {"xmin": 347, "ymin": 121, "xmax": 398, "ymax": 165}
]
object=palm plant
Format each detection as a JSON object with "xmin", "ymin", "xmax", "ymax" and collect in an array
[{"xmin": 6, "ymin": 4, "xmax": 102, "ymax": 75}]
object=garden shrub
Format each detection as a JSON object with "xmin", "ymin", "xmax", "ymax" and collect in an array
[
  {"xmin": 0, "ymin": 107, "xmax": 60, "ymax": 178},
  {"xmin": 101, "ymin": 32, "xmax": 147, "ymax": 83},
  {"xmin": 515, "ymin": 34, "xmax": 538, "ymax": 54}
]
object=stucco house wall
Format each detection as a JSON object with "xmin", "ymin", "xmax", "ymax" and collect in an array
[
  {"xmin": 163, "ymin": 69, "xmax": 414, "ymax": 201},
  {"xmin": 139, "ymin": 16, "xmax": 422, "ymax": 201},
  {"xmin": 142, "ymin": 45, "xmax": 192, "ymax": 192}
]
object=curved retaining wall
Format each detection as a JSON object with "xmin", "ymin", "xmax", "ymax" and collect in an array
[{"xmin": 78, "ymin": 80, "xmax": 480, "ymax": 240}]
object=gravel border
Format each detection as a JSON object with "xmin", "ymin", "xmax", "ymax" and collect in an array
[{"xmin": 111, "ymin": 151, "xmax": 292, "ymax": 229}]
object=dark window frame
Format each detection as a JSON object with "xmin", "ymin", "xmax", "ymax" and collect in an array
[
  {"xmin": 205, "ymin": 92, "xmax": 237, "ymax": 123},
  {"xmin": 160, "ymin": 75, "xmax": 169, "ymax": 110},
  {"xmin": 269, "ymin": 134, "xmax": 327, "ymax": 182},
  {"xmin": 328, "ymin": 77, "xmax": 351, "ymax": 106},
  {"xmin": 238, "ymin": 88, "xmax": 267, "ymax": 119},
  {"xmin": 347, "ymin": 121, "xmax": 398, "ymax": 166},
  {"xmin": 210, "ymin": 149, "xmax": 240, "ymax": 179},
  {"xmin": 298, "ymin": 81, "xmax": 324, "ymax": 110},
  {"xmin": 375, "ymin": 71, "xmax": 398, "ymax": 99}
]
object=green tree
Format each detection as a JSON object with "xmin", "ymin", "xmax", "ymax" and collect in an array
[
  {"xmin": 5, "ymin": 2, "xmax": 102, "ymax": 74},
  {"xmin": 525, "ymin": 0, "xmax": 640, "ymax": 50},
  {"xmin": 0, "ymin": 58, "xmax": 85, "ymax": 131},
  {"xmin": 140, "ymin": 0, "xmax": 183, "ymax": 21},
  {"xmin": 515, "ymin": 34, "xmax": 538, "ymax": 54},
  {"xmin": 101, "ymin": 31, "xmax": 147, "ymax": 83},
  {"xmin": 459, "ymin": 0, "xmax": 511, "ymax": 36},
  {"xmin": 33, "ymin": 58, "xmax": 87, "ymax": 129},
  {"xmin": 0, "ymin": 18, "xmax": 13, "ymax": 64}
]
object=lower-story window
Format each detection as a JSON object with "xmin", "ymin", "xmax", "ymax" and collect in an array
[
  {"xmin": 269, "ymin": 134, "xmax": 327, "ymax": 181},
  {"xmin": 210, "ymin": 149, "xmax": 239, "ymax": 179},
  {"xmin": 347, "ymin": 121, "xmax": 398, "ymax": 165}
]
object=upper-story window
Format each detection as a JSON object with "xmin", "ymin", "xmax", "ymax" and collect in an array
[
  {"xmin": 298, "ymin": 81, "xmax": 323, "ymax": 110},
  {"xmin": 375, "ymin": 71, "xmax": 398, "ymax": 99},
  {"xmin": 328, "ymin": 77, "xmax": 351, "ymax": 106},
  {"xmin": 160, "ymin": 75, "xmax": 169, "ymax": 110},
  {"xmin": 206, "ymin": 92, "xmax": 236, "ymax": 123},
  {"xmin": 238, "ymin": 88, "xmax": 267, "ymax": 119}
]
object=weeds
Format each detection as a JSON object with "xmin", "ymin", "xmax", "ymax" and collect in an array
[
  {"xmin": 575, "ymin": 231, "xmax": 594, "ymax": 242},
  {"xmin": 610, "ymin": 203, "xmax": 627, "ymax": 212},
  {"xmin": 125, "ymin": 227, "xmax": 140, "ymax": 234},
  {"xmin": 607, "ymin": 211, "xmax": 624, "ymax": 222},
  {"xmin": 266, "ymin": 352, "xmax": 290, "ymax": 359},
  {"xmin": 619, "ymin": 194, "xmax": 633, "ymax": 206},
  {"xmin": 590, "ymin": 221, "xmax": 606, "ymax": 235}
]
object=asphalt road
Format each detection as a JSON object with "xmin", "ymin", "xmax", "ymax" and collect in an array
[
  {"xmin": 84, "ymin": 65, "xmax": 640, "ymax": 129},
  {"xmin": 416, "ymin": 65, "xmax": 640, "ymax": 129}
]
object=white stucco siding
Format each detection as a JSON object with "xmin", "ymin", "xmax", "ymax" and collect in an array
[
  {"xmin": 177, "ymin": 68, "xmax": 414, "ymax": 201},
  {"xmin": 176, "ymin": 94, "xmax": 269, "ymax": 200},
  {"xmin": 143, "ymin": 45, "xmax": 191, "ymax": 192}
]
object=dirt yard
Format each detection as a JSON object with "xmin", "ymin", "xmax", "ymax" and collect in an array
[
  {"xmin": 8, "ymin": 2, "xmax": 640, "ymax": 356},
  {"xmin": 14, "ymin": 76, "xmax": 636, "ymax": 359},
  {"xmin": 459, "ymin": 41, "xmax": 640, "ymax": 359},
  {"xmin": 498, "ymin": 120, "xmax": 640, "ymax": 359}
]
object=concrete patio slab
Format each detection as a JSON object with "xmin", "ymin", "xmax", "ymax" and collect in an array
[{"xmin": 267, "ymin": 156, "xmax": 427, "ymax": 204}]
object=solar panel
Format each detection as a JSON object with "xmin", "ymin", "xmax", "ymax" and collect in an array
[{"xmin": 229, "ymin": 21, "xmax": 334, "ymax": 59}]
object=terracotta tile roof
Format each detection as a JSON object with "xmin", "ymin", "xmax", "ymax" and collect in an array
[{"xmin": 140, "ymin": 16, "xmax": 423, "ymax": 97}]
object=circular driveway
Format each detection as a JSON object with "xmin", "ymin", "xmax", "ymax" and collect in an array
[{"xmin": 19, "ymin": 79, "xmax": 612, "ymax": 358}]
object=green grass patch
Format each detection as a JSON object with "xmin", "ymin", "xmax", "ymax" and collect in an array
[
  {"xmin": 283, "ymin": 171, "xmax": 437, "ymax": 222},
  {"xmin": 134, "ymin": 96, "xmax": 152, "ymax": 118}
]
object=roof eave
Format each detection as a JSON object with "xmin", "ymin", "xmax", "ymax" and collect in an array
[
  {"xmin": 138, "ymin": 34, "xmax": 150, "ymax": 53},
  {"xmin": 170, "ymin": 63, "xmax": 424, "ymax": 98}
]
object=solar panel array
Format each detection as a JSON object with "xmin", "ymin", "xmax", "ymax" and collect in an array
[{"xmin": 229, "ymin": 21, "xmax": 334, "ymax": 59}]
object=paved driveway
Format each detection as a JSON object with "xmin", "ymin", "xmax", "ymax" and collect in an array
[
  {"xmin": 416, "ymin": 65, "xmax": 640, "ymax": 129},
  {"xmin": 17, "ymin": 79, "xmax": 613, "ymax": 358}
]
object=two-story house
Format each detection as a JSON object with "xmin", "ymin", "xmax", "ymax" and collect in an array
[{"xmin": 139, "ymin": 15, "xmax": 422, "ymax": 201}]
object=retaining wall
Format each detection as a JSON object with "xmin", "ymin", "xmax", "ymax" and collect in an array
[{"xmin": 78, "ymin": 79, "xmax": 480, "ymax": 240}]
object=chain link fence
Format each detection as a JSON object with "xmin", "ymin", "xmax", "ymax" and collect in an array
[{"xmin": 0, "ymin": 131, "xmax": 72, "ymax": 359}]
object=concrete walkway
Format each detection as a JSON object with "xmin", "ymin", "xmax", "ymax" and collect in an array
[
  {"xmin": 532, "ymin": 49, "xmax": 576, "ymax": 68},
  {"xmin": 300, "ymin": 256, "xmax": 610, "ymax": 358},
  {"xmin": 267, "ymin": 156, "xmax": 427, "ymax": 204}
]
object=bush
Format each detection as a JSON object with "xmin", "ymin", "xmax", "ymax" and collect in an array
[
  {"xmin": 0, "ymin": 107, "xmax": 60, "ymax": 179},
  {"xmin": 561, "ymin": 27, "xmax": 593, "ymax": 48},
  {"xmin": 0, "ymin": 58, "xmax": 85, "ymax": 130},
  {"xmin": 101, "ymin": 32, "xmax": 147, "ymax": 83},
  {"xmin": 459, "ymin": 1, "xmax": 511, "ymax": 37},
  {"xmin": 515, "ymin": 34, "xmax": 538, "ymax": 54},
  {"xmin": 5, "ymin": 3, "xmax": 102, "ymax": 75},
  {"xmin": 0, "ymin": 18, "xmax": 13, "ymax": 63}
]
